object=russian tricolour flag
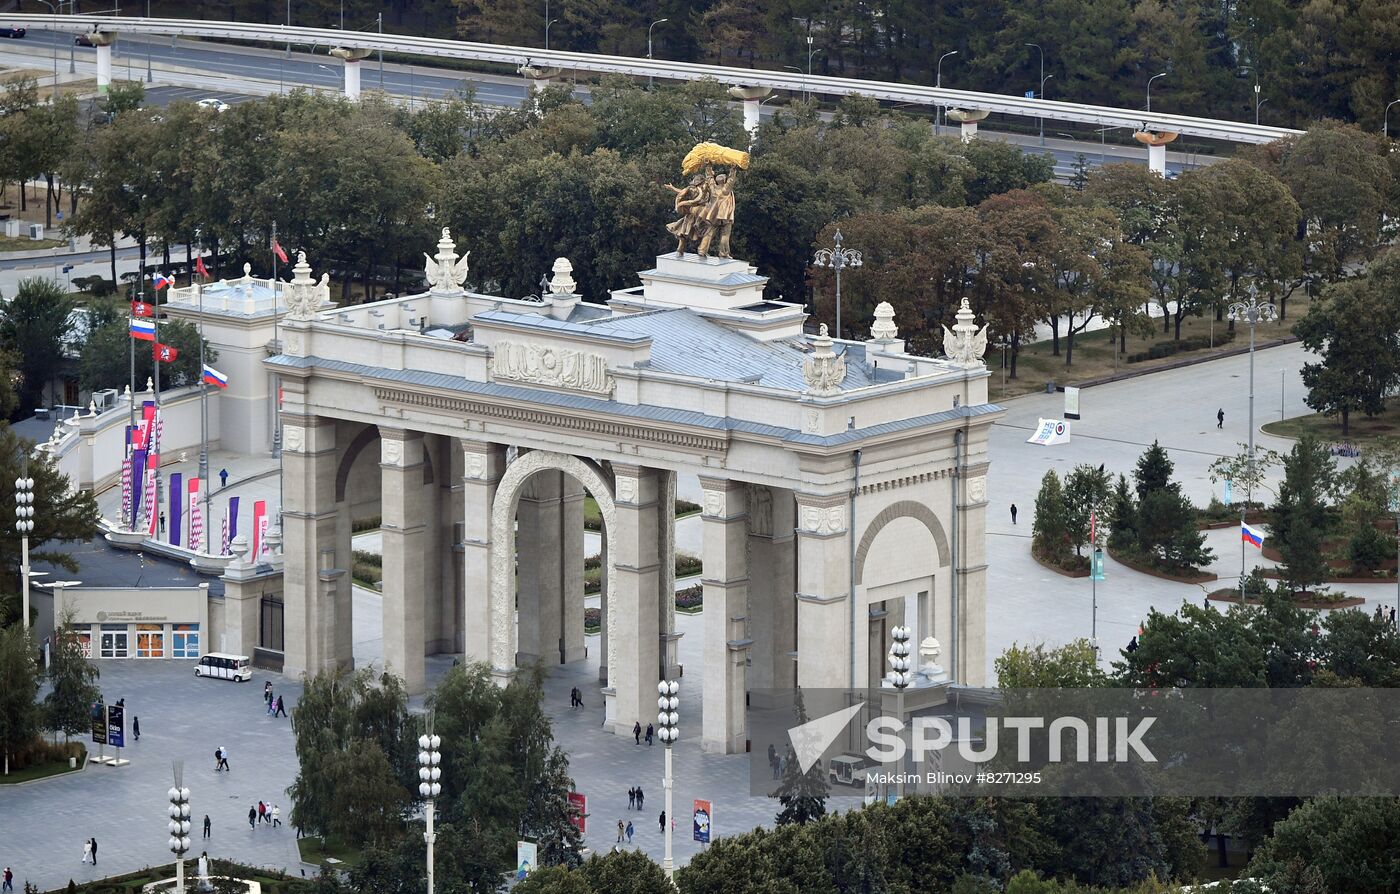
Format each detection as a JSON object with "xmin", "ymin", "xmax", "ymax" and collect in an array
[
  {"xmin": 153, "ymin": 272, "xmax": 173, "ymax": 290},
  {"xmin": 202, "ymin": 364, "xmax": 228, "ymax": 389},
  {"xmin": 130, "ymin": 318, "xmax": 156, "ymax": 341},
  {"xmin": 1241, "ymin": 522, "xmax": 1265, "ymax": 549}
]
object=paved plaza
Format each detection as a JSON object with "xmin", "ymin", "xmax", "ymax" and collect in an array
[{"xmin": 7, "ymin": 339, "xmax": 1392, "ymax": 890}]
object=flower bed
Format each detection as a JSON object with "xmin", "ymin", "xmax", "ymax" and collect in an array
[
  {"xmin": 1031, "ymin": 547, "xmax": 1090, "ymax": 578},
  {"xmin": 1108, "ymin": 546, "xmax": 1217, "ymax": 583},
  {"xmin": 1206, "ymin": 587, "xmax": 1364, "ymax": 610},
  {"xmin": 675, "ymin": 583, "xmax": 703, "ymax": 613}
]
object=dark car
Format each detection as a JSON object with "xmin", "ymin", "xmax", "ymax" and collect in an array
[
  {"xmin": 74, "ymin": 33, "xmax": 94, "ymax": 47},
  {"xmin": 0, "ymin": 27, "xmax": 27, "ymax": 39}
]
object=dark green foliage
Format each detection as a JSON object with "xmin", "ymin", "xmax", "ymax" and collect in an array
[
  {"xmin": 1248, "ymin": 797, "xmax": 1400, "ymax": 893},
  {"xmin": 1132, "ymin": 442, "xmax": 1173, "ymax": 502},
  {"xmin": 0, "ymin": 278, "xmax": 72, "ymax": 417},
  {"xmin": 772, "ymin": 690, "xmax": 828, "ymax": 825},
  {"xmin": 1031, "ymin": 470, "xmax": 1071, "ymax": 563},
  {"xmin": 1270, "ymin": 436, "xmax": 1336, "ymax": 594}
]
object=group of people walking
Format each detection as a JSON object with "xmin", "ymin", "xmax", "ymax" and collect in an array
[
  {"xmin": 263, "ymin": 681, "xmax": 287, "ymax": 718},
  {"xmin": 248, "ymin": 801, "xmax": 282, "ymax": 829},
  {"xmin": 631, "ymin": 721, "xmax": 656, "ymax": 745}
]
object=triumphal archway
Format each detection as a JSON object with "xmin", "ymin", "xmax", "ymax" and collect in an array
[{"xmin": 274, "ymin": 155, "xmax": 999, "ymax": 752}]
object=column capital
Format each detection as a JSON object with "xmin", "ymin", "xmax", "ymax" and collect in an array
[
  {"xmin": 699, "ymin": 476, "xmax": 747, "ymax": 520},
  {"xmin": 794, "ymin": 491, "xmax": 848, "ymax": 536},
  {"xmin": 378, "ymin": 427, "xmax": 423, "ymax": 469}
]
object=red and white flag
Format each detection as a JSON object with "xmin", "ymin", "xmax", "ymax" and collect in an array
[
  {"xmin": 131, "ymin": 300, "xmax": 154, "ymax": 318},
  {"xmin": 272, "ymin": 238, "xmax": 289, "ymax": 265},
  {"xmin": 252, "ymin": 500, "xmax": 268, "ymax": 559},
  {"xmin": 154, "ymin": 343, "xmax": 180, "ymax": 364},
  {"xmin": 195, "ymin": 255, "xmax": 210, "ymax": 280},
  {"xmin": 143, "ymin": 468, "xmax": 158, "ymax": 538}
]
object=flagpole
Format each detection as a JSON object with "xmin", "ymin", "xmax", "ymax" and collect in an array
[{"xmin": 198, "ymin": 273, "xmax": 210, "ymax": 554}]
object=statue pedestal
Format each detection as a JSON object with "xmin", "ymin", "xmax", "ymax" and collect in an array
[{"xmin": 632, "ymin": 254, "xmax": 768, "ymax": 312}]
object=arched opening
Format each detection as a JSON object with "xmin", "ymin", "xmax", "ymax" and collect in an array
[
  {"xmin": 489, "ymin": 451, "xmax": 617, "ymax": 702},
  {"xmin": 854, "ymin": 501, "xmax": 950, "ymax": 689}
]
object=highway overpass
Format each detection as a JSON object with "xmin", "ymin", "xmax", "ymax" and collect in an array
[{"xmin": 0, "ymin": 12, "xmax": 1301, "ymax": 145}]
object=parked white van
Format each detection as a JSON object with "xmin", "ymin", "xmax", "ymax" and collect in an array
[{"xmin": 194, "ymin": 653, "xmax": 252, "ymax": 682}]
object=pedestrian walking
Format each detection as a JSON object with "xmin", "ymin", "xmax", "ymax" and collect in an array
[
  {"xmin": 203, "ymin": 815, "xmax": 211, "ymax": 838},
  {"xmin": 90, "ymin": 839, "xmax": 96, "ymax": 865},
  {"xmin": 266, "ymin": 694, "xmax": 276, "ymax": 716},
  {"xmin": 275, "ymin": 695, "xmax": 287, "ymax": 718},
  {"xmin": 4, "ymin": 866, "xmax": 14, "ymax": 892},
  {"xmin": 219, "ymin": 468, "xmax": 228, "ymax": 488},
  {"xmin": 214, "ymin": 747, "xmax": 222, "ymax": 771},
  {"xmin": 258, "ymin": 802, "xmax": 267, "ymax": 824},
  {"xmin": 633, "ymin": 721, "xmax": 641, "ymax": 744},
  {"xmin": 1217, "ymin": 408, "xmax": 1225, "ymax": 429},
  {"xmin": 272, "ymin": 804, "xmax": 282, "ymax": 828},
  {"xmin": 160, "ymin": 512, "xmax": 166, "ymax": 536},
  {"xmin": 628, "ymin": 787, "xmax": 636, "ymax": 810},
  {"xmin": 248, "ymin": 806, "xmax": 257, "ymax": 829},
  {"xmin": 218, "ymin": 746, "xmax": 230, "ymax": 771},
  {"xmin": 636, "ymin": 787, "xmax": 644, "ymax": 811},
  {"xmin": 626, "ymin": 821, "xmax": 634, "ymax": 843},
  {"xmin": 616, "ymin": 820, "xmax": 624, "ymax": 843},
  {"xmin": 645, "ymin": 723, "xmax": 654, "ymax": 746},
  {"xmin": 133, "ymin": 716, "xmax": 140, "ymax": 741},
  {"xmin": 1010, "ymin": 503, "xmax": 1018, "ymax": 525},
  {"xmin": 81, "ymin": 839, "xmax": 92, "ymax": 864},
  {"xmin": 264, "ymin": 681, "xmax": 273, "ymax": 705},
  {"xmin": 658, "ymin": 811, "xmax": 666, "ymax": 833}
]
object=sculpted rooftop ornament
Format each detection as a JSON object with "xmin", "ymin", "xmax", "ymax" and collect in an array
[
  {"xmin": 870, "ymin": 301, "xmax": 898, "ymax": 341},
  {"xmin": 549, "ymin": 257, "xmax": 577, "ymax": 295},
  {"xmin": 942, "ymin": 297, "xmax": 989, "ymax": 369},
  {"xmin": 803, "ymin": 324, "xmax": 847, "ymax": 396},
  {"xmin": 664, "ymin": 142, "xmax": 750, "ymax": 259},
  {"xmin": 424, "ymin": 228, "xmax": 470, "ymax": 293},
  {"xmin": 284, "ymin": 251, "xmax": 321, "ymax": 321}
]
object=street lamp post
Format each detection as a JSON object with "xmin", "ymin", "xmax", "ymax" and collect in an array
[
  {"xmin": 146, "ymin": 0, "xmax": 153, "ymax": 83},
  {"xmin": 545, "ymin": 18, "xmax": 559, "ymax": 52},
  {"xmin": 935, "ymin": 50, "xmax": 957, "ymax": 134},
  {"xmin": 647, "ymin": 18, "xmax": 668, "ymax": 88},
  {"xmin": 15, "ymin": 470, "xmax": 33, "ymax": 629},
  {"xmin": 1025, "ymin": 43, "xmax": 1046, "ymax": 146},
  {"xmin": 167, "ymin": 764, "xmax": 192, "ymax": 894},
  {"xmin": 887, "ymin": 625, "xmax": 911, "ymax": 799},
  {"xmin": 1386, "ymin": 99, "xmax": 1400, "ymax": 139},
  {"xmin": 418, "ymin": 727, "xmax": 442, "ymax": 894},
  {"xmin": 812, "ymin": 228, "xmax": 862, "ymax": 340},
  {"xmin": 1227, "ymin": 293, "xmax": 1278, "ymax": 586},
  {"xmin": 1253, "ymin": 83, "xmax": 1263, "ymax": 125},
  {"xmin": 805, "ymin": 36, "xmax": 823, "ymax": 103},
  {"xmin": 657, "ymin": 679, "xmax": 680, "ymax": 880},
  {"xmin": 1147, "ymin": 71, "xmax": 1167, "ymax": 114}
]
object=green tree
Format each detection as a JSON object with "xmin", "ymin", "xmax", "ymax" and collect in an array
[
  {"xmin": 0, "ymin": 623, "xmax": 39, "ymax": 774},
  {"xmin": 1136, "ymin": 487, "xmax": 1213, "ymax": 572},
  {"xmin": 1106, "ymin": 474, "xmax": 1137, "ymax": 550},
  {"xmin": 1270, "ymin": 436, "xmax": 1336, "ymax": 595},
  {"xmin": 1116, "ymin": 603, "xmax": 1267, "ymax": 688},
  {"xmin": 1208, "ymin": 444, "xmax": 1284, "ymax": 511},
  {"xmin": 1294, "ymin": 252, "xmax": 1400, "ymax": 434},
  {"xmin": 577, "ymin": 850, "xmax": 673, "ymax": 894},
  {"xmin": 994, "ymin": 640, "xmax": 1106, "ymax": 688},
  {"xmin": 0, "ymin": 424, "xmax": 98, "ymax": 625},
  {"xmin": 513, "ymin": 866, "xmax": 594, "ymax": 894},
  {"xmin": 772, "ymin": 691, "xmax": 827, "ymax": 826},
  {"xmin": 1031, "ymin": 470, "xmax": 1071, "ymax": 563},
  {"xmin": 43, "ymin": 611, "xmax": 100, "ymax": 744},
  {"xmin": 1248, "ymin": 797, "xmax": 1400, "ymax": 893},
  {"xmin": 324, "ymin": 739, "xmax": 409, "ymax": 849},
  {"xmin": 1062, "ymin": 463, "xmax": 1113, "ymax": 555},
  {"xmin": 1132, "ymin": 441, "xmax": 1174, "ymax": 501},
  {"xmin": 0, "ymin": 278, "xmax": 76, "ymax": 416}
]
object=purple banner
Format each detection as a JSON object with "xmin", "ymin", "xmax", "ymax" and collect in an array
[
  {"xmin": 228, "ymin": 495, "xmax": 241, "ymax": 543},
  {"xmin": 130, "ymin": 448, "xmax": 147, "ymax": 528},
  {"xmin": 169, "ymin": 472, "xmax": 182, "ymax": 546}
]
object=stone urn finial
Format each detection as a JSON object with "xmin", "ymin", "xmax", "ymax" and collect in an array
[
  {"xmin": 424, "ymin": 228, "xmax": 470, "ymax": 293},
  {"xmin": 803, "ymin": 324, "xmax": 847, "ymax": 396},
  {"xmin": 145, "ymin": 376, "xmax": 155, "ymax": 393},
  {"xmin": 870, "ymin": 301, "xmax": 898, "ymax": 341},
  {"xmin": 549, "ymin": 258, "xmax": 577, "ymax": 295},
  {"xmin": 284, "ymin": 251, "xmax": 321, "ymax": 321}
]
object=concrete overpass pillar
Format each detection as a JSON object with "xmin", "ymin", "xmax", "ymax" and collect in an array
[
  {"xmin": 728, "ymin": 86, "xmax": 773, "ymax": 141},
  {"xmin": 89, "ymin": 33, "xmax": 116, "ymax": 95},
  {"xmin": 946, "ymin": 108, "xmax": 989, "ymax": 143},
  {"xmin": 331, "ymin": 47, "xmax": 373, "ymax": 100},
  {"xmin": 1135, "ymin": 130, "xmax": 1179, "ymax": 177},
  {"xmin": 518, "ymin": 63, "xmax": 563, "ymax": 94}
]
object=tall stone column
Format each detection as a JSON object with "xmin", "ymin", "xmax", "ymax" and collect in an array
[
  {"xmin": 794, "ymin": 492, "xmax": 852, "ymax": 690},
  {"xmin": 607, "ymin": 463, "xmax": 661, "ymax": 736},
  {"xmin": 597, "ymin": 529, "xmax": 609, "ymax": 684},
  {"xmin": 331, "ymin": 47, "xmax": 373, "ymax": 100},
  {"xmin": 748, "ymin": 485, "xmax": 797, "ymax": 692},
  {"xmin": 700, "ymin": 478, "xmax": 749, "ymax": 754},
  {"xmin": 958, "ymin": 465, "xmax": 991, "ymax": 686},
  {"xmin": 461, "ymin": 439, "xmax": 506, "ymax": 664},
  {"xmin": 560, "ymin": 475, "xmax": 586, "ymax": 663},
  {"xmin": 380, "ymin": 427, "xmax": 427, "ymax": 694},
  {"xmin": 657, "ymin": 469, "xmax": 680, "ymax": 679},
  {"xmin": 517, "ymin": 471, "xmax": 564, "ymax": 666},
  {"xmin": 281, "ymin": 415, "xmax": 345, "ymax": 680}
]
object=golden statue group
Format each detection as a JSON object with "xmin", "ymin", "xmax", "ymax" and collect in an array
[{"xmin": 664, "ymin": 142, "xmax": 750, "ymax": 259}]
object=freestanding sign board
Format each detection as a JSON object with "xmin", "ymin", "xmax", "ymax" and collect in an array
[
  {"xmin": 90, "ymin": 702, "xmax": 106, "ymax": 745},
  {"xmin": 566, "ymin": 792, "xmax": 587, "ymax": 834},
  {"xmin": 107, "ymin": 704, "xmax": 126, "ymax": 748}
]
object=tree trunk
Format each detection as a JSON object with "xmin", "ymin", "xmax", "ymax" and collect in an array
[
  {"xmin": 110, "ymin": 240, "xmax": 118, "ymax": 285},
  {"xmin": 44, "ymin": 173, "xmax": 53, "ymax": 229},
  {"xmin": 186, "ymin": 241, "xmax": 193, "ymax": 284},
  {"xmin": 1119, "ymin": 323, "xmax": 1127, "ymax": 353},
  {"xmin": 19, "ymin": 181, "xmax": 26, "ymax": 212},
  {"xmin": 1341, "ymin": 407, "xmax": 1350, "ymax": 435},
  {"xmin": 1009, "ymin": 336, "xmax": 1021, "ymax": 379},
  {"xmin": 1050, "ymin": 315, "xmax": 1060, "ymax": 356},
  {"xmin": 1065, "ymin": 320, "xmax": 1075, "ymax": 366},
  {"xmin": 1216, "ymin": 831, "xmax": 1228, "ymax": 868}
]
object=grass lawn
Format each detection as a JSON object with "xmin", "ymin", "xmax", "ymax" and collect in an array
[
  {"xmin": 1261, "ymin": 403, "xmax": 1400, "ymax": 449},
  {"xmin": 584, "ymin": 495, "xmax": 701, "ymax": 529},
  {"xmin": 993, "ymin": 299, "xmax": 1306, "ymax": 401},
  {"xmin": 297, "ymin": 836, "xmax": 363, "ymax": 867},
  {"xmin": 0, "ymin": 235, "xmax": 65, "ymax": 252},
  {"xmin": 0, "ymin": 748, "xmax": 86, "ymax": 784}
]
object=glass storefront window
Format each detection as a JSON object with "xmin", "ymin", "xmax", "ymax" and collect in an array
[
  {"xmin": 136, "ymin": 624, "xmax": 165, "ymax": 659},
  {"xmin": 171, "ymin": 624, "xmax": 200, "ymax": 659},
  {"xmin": 100, "ymin": 628, "xmax": 128, "ymax": 658}
]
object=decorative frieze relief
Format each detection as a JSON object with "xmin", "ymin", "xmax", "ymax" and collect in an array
[
  {"xmin": 491, "ymin": 340, "xmax": 614, "ymax": 396},
  {"xmin": 967, "ymin": 475, "xmax": 987, "ymax": 504},
  {"xmin": 462, "ymin": 450, "xmax": 487, "ymax": 481},
  {"xmin": 282, "ymin": 424, "xmax": 304, "ymax": 453},
  {"xmin": 797, "ymin": 503, "xmax": 846, "ymax": 535}
]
